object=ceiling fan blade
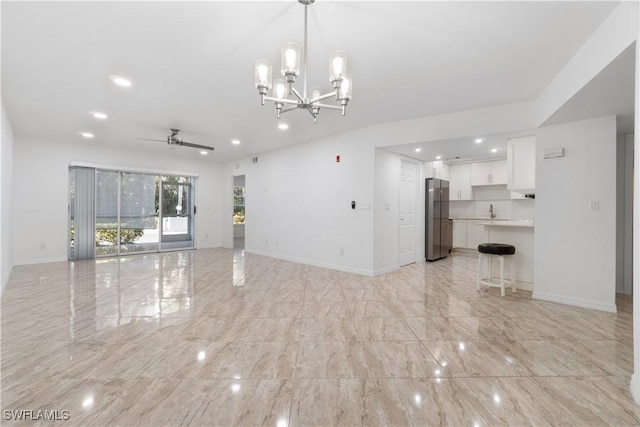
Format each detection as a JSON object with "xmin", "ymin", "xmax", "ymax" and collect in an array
[
  {"xmin": 138, "ymin": 138, "xmax": 167, "ymax": 143},
  {"xmin": 179, "ymin": 141, "xmax": 215, "ymax": 151}
]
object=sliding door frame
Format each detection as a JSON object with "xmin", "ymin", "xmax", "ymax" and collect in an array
[{"xmin": 69, "ymin": 163, "xmax": 198, "ymax": 260}]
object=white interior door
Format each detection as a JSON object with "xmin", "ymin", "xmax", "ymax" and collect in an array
[{"xmin": 399, "ymin": 160, "xmax": 418, "ymax": 266}]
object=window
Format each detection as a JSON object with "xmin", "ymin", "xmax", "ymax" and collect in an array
[{"xmin": 233, "ymin": 185, "xmax": 245, "ymax": 224}]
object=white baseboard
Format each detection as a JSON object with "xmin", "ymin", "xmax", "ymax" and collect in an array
[
  {"xmin": 532, "ymin": 291, "xmax": 617, "ymax": 313},
  {"xmin": 631, "ymin": 374, "xmax": 640, "ymax": 404},
  {"xmin": 515, "ymin": 281, "xmax": 533, "ymax": 292},
  {"xmin": 14, "ymin": 257, "xmax": 67, "ymax": 266},
  {"xmin": 373, "ymin": 265, "xmax": 399, "ymax": 276},
  {"xmin": 246, "ymin": 249, "xmax": 375, "ymax": 276}
]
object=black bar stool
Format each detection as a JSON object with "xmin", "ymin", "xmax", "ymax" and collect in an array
[{"xmin": 476, "ymin": 243, "xmax": 516, "ymax": 297}]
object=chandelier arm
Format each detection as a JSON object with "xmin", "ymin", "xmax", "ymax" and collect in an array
[
  {"xmin": 264, "ymin": 96, "xmax": 299, "ymax": 105},
  {"xmin": 309, "ymin": 91, "xmax": 338, "ymax": 104},
  {"xmin": 280, "ymin": 105, "xmax": 299, "ymax": 114},
  {"xmin": 290, "ymin": 87, "xmax": 305, "ymax": 103},
  {"xmin": 306, "ymin": 107, "xmax": 317, "ymax": 117},
  {"xmin": 314, "ymin": 103, "xmax": 343, "ymax": 111}
]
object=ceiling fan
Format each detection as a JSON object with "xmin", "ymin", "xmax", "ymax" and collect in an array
[{"xmin": 140, "ymin": 129, "xmax": 215, "ymax": 151}]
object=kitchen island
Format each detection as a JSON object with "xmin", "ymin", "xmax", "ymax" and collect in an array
[{"xmin": 477, "ymin": 220, "xmax": 534, "ymax": 289}]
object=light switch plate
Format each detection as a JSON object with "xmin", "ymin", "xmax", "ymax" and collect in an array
[{"xmin": 589, "ymin": 200, "xmax": 599, "ymax": 211}]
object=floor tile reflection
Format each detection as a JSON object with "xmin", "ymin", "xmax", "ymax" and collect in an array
[{"xmin": 1, "ymin": 248, "xmax": 638, "ymax": 426}]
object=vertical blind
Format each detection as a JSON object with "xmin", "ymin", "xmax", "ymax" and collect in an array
[{"xmin": 72, "ymin": 167, "xmax": 96, "ymax": 260}]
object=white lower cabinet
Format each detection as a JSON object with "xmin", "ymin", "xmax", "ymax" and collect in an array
[
  {"xmin": 466, "ymin": 220, "xmax": 489, "ymax": 249},
  {"xmin": 452, "ymin": 220, "xmax": 467, "ymax": 248}
]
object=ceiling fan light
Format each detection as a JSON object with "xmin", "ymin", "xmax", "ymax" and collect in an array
[
  {"xmin": 329, "ymin": 50, "xmax": 348, "ymax": 82},
  {"xmin": 281, "ymin": 42, "xmax": 301, "ymax": 79},
  {"xmin": 255, "ymin": 59, "xmax": 273, "ymax": 89}
]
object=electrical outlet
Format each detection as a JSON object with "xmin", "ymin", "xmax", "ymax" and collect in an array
[
  {"xmin": 589, "ymin": 200, "xmax": 600, "ymax": 211},
  {"xmin": 339, "ymin": 248, "xmax": 344, "ymax": 256},
  {"xmin": 265, "ymin": 238, "xmax": 269, "ymax": 246},
  {"xmin": 40, "ymin": 277, "xmax": 46, "ymax": 285},
  {"xmin": 39, "ymin": 243, "xmax": 46, "ymax": 251}
]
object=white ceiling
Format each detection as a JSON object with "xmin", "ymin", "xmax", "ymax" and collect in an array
[{"xmin": 1, "ymin": 1, "xmax": 622, "ymax": 162}]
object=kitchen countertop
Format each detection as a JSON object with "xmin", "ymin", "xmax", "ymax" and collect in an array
[
  {"xmin": 477, "ymin": 220, "xmax": 534, "ymax": 228},
  {"xmin": 451, "ymin": 218, "xmax": 514, "ymax": 221}
]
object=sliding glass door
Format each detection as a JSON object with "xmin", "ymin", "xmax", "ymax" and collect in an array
[
  {"xmin": 120, "ymin": 173, "xmax": 159, "ymax": 253},
  {"xmin": 95, "ymin": 171, "xmax": 119, "ymax": 256},
  {"xmin": 69, "ymin": 167, "xmax": 196, "ymax": 260},
  {"xmin": 160, "ymin": 176, "xmax": 194, "ymax": 250}
]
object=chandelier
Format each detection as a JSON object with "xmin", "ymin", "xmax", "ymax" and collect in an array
[{"xmin": 254, "ymin": 0, "xmax": 352, "ymax": 124}]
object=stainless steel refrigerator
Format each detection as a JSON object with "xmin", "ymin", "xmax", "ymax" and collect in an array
[{"xmin": 425, "ymin": 178, "xmax": 453, "ymax": 261}]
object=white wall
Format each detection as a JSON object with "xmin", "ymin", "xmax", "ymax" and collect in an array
[
  {"xmin": 534, "ymin": 115, "xmax": 617, "ymax": 312},
  {"xmin": 1, "ymin": 103, "xmax": 15, "ymax": 291},
  {"xmin": 12, "ymin": 137, "xmax": 223, "ymax": 265},
  {"xmin": 631, "ymin": 36, "xmax": 640, "ymax": 406},
  {"xmin": 222, "ymin": 129, "xmax": 377, "ymax": 275},
  {"xmin": 373, "ymin": 149, "xmax": 401, "ymax": 274}
]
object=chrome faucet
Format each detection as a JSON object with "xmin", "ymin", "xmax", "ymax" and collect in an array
[{"xmin": 489, "ymin": 204, "xmax": 496, "ymax": 219}]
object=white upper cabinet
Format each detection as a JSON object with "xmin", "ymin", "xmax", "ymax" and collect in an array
[
  {"xmin": 490, "ymin": 160, "xmax": 507, "ymax": 184},
  {"xmin": 507, "ymin": 135, "xmax": 536, "ymax": 194},
  {"xmin": 425, "ymin": 160, "xmax": 450, "ymax": 180},
  {"xmin": 470, "ymin": 160, "xmax": 507, "ymax": 186},
  {"xmin": 449, "ymin": 163, "xmax": 472, "ymax": 200}
]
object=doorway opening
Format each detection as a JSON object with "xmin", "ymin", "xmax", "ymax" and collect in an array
[{"xmin": 233, "ymin": 175, "xmax": 246, "ymax": 250}]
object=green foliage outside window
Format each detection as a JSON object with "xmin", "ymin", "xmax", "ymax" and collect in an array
[
  {"xmin": 233, "ymin": 186, "xmax": 245, "ymax": 224},
  {"xmin": 96, "ymin": 226, "xmax": 144, "ymax": 245}
]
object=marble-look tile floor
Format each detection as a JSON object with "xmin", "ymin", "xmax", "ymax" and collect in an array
[{"xmin": 2, "ymin": 248, "xmax": 638, "ymax": 426}]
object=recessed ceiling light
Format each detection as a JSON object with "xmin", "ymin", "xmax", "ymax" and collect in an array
[
  {"xmin": 278, "ymin": 123, "xmax": 289, "ymax": 130},
  {"xmin": 475, "ymin": 138, "xmax": 483, "ymax": 144},
  {"xmin": 491, "ymin": 148, "xmax": 498, "ymax": 153},
  {"xmin": 415, "ymin": 148, "xmax": 422, "ymax": 153},
  {"xmin": 436, "ymin": 155, "xmax": 442, "ymax": 160},
  {"xmin": 110, "ymin": 75, "xmax": 132, "ymax": 87},
  {"xmin": 200, "ymin": 150, "xmax": 208, "ymax": 155},
  {"xmin": 231, "ymin": 139, "xmax": 241, "ymax": 145},
  {"xmin": 91, "ymin": 111, "xmax": 108, "ymax": 120},
  {"xmin": 80, "ymin": 132, "xmax": 94, "ymax": 139}
]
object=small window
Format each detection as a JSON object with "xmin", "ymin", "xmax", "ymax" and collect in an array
[{"xmin": 233, "ymin": 186, "xmax": 245, "ymax": 224}]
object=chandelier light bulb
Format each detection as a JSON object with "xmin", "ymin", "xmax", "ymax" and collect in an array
[
  {"xmin": 281, "ymin": 42, "xmax": 301, "ymax": 79},
  {"xmin": 285, "ymin": 49, "xmax": 297, "ymax": 69},
  {"xmin": 258, "ymin": 65, "xmax": 269, "ymax": 82},
  {"xmin": 255, "ymin": 59, "xmax": 273, "ymax": 89},
  {"xmin": 274, "ymin": 79, "xmax": 287, "ymax": 99},
  {"xmin": 339, "ymin": 74, "xmax": 352, "ymax": 100},
  {"xmin": 332, "ymin": 57, "xmax": 344, "ymax": 76},
  {"xmin": 329, "ymin": 50, "xmax": 348, "ymax": 82}
]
